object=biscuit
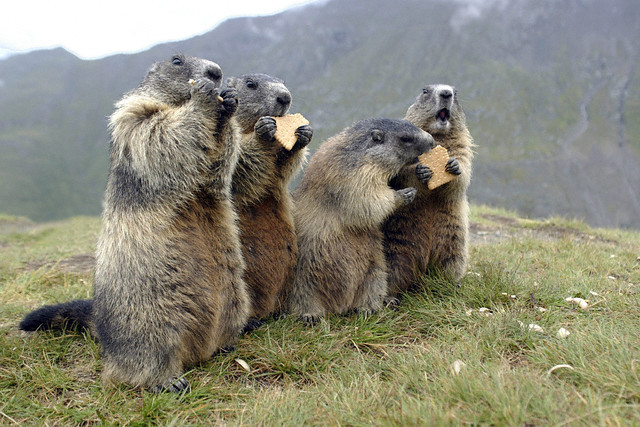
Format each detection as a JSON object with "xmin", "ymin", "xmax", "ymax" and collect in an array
[
  {"xmin": 273, "ymin": 113, "xmax": 309, "ymax": 150},
  {"xmin": 418, "ymin": 145, "xmax": 455, "ymax": 190}
]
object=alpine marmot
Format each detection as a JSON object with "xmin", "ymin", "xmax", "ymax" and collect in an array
[
  {"xmin": 383, "ymin": 84, "xmax": 474, "ymax": 296},
  {"xmin": 20, "ymin": 54, "xmax": 250, "ymax": 393},
  {"xmin": 286, "ymin": 118, "xmax": 434, "ymax": 323},
  {"xmin": 227, "ymin": 73, "xmax": 312, "ymax": 321}
]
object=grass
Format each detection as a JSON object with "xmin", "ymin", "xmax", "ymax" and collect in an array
[{"xmin": 1, "ymin": 205, "xmax": 639, "ymax": 425}]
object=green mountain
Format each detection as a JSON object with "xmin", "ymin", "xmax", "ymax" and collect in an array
[{"xmin": 1, "ymin": 0, "xmax": 639, "ymax": 227}]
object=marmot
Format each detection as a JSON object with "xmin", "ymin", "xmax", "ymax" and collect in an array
[
  {"xmin": 383, "ymin": 84, "xmax": 474, "ymax": 296},
  {"xmin": 19, "ymin": 54, "xmax": 250, "ymax": 393},
  {"xmin": 286, "ymin": 118, "xmax": 434, "ymax": 323},
  {"xmin": 226, "ymin": 74, "xmax": 312, "ymax": 321}
]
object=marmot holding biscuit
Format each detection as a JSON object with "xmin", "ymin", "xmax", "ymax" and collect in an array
[
  {"xmin": 287, "ymin": 118, "xmax": 433, "ymax": 323},
  {"xmin": 383, "ymin": 84, "xmax": 474, "ymax": 296},
  {"xmin": 20, "ymin": 55, "xmax": 250, "ymax": 393},
  {"xmin": 226, "ymin": 74, "xmax": 312, "ymax": 321}
]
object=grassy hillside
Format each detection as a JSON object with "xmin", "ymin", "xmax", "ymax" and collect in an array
[{"xmin": 1, "ymin": 206, "xmax": 638, "ymax": 424}]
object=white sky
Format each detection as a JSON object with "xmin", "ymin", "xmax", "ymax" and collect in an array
[{"xmin": 0, "ymin": 0, "xmax": 318, "ymax": 60}]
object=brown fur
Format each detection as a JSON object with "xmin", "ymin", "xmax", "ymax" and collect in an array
[
  {"xmin": 91, "ymin": 54, "xmax": 248, "ymax": 392},
  {"xmin": 227, "ymin": 74, "xmax": 311, "ymax": 319},
  {"xmin": 287, "ymin": 118, "xmax": 433, "ymax": 323},
  {"xmin": 384, "ymin": 84, "xmax": 474, "ymax": 296}
]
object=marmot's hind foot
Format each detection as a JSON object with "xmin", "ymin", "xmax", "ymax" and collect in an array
[
  {"xmin": 151, "ymin": 377, "xmax": 190, "ymax": 394},
  {"xmin": 242, "ymin": 317, "xmax": 265, "ymax": 334}
]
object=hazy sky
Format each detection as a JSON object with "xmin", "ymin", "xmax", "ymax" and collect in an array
[{"xmin": 0, "ymin": 0, "xmax": 318, "ymax": 60}]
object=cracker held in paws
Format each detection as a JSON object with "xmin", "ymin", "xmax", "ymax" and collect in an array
[
  {"xmin": 274, "ymin": 113, "xmax": 310, "ymax": 150},
  {"xmin": 418, "ymin": 145, "xmax": 455, "ymax": 190}
]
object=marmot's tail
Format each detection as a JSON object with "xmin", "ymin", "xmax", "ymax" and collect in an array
[{"xmin": 19, "ymin": 299, "xmax": 94, "ymax": 334}]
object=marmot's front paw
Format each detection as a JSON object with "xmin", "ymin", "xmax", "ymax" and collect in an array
[
  {"xmin": 293, "ymin": 124, "xmax": 313, "ymax": 151},
  {"xmin": 218, "ymin": 88, "xmax": 238, "ymax": 117},
  {"xmin": 397, "ymin": 187, "xmax": 417, "ymax": 205},
  {"xmin": 255, "ymin": 116, "xmax": 277, "ymax": 141},
  {"xmin": 416, "ymin": 163, "xmax": 433, "ymax": 184},
  {"xmin": 446, "ymin": 157, "xmax": 462, "ymax": 175},
  {"xmin": 190, "ymin": 78, "xmax": 220, "ymax": 105}
]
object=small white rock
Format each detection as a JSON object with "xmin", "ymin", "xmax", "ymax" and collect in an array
[
  {"xmin": 528, "ymin": 323, "xmax": 544, "ymax": 333},
  {"xmin": 547, "ymin": 364, "xmax": 575, "ymax": 376},
  {"xmin": 235, "ymin": 358, "xmax": 251, "ymax": 373},
  {"xmin": 556, "ymin": 328, "xmax": 571, "ymax": 338},
  {"xmin": 566, "ymin": 297, "xmax": 589, "ymax": 309},
  {"xmin": 536, "ymin": 307, "xmax": 548, "ymax": 313},
  {"xmin": 608, "ymin": 276, "xmax": 616, "ymax": 280},
  {"xmin": 518, "ymin": 321, "xmax": 544, "ymax": 332},
  {"xmin": 450, "ymin": 360, "xmax": 466, "ymax": 375}
]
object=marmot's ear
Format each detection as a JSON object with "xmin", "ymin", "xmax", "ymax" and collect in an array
[
  {"xmin": 226, "ymin": 77, "xmax": 238, "ymax": 89},
  {"xmin": 371, "ymin": 129, "xmax": 385, "ymax": 143}
]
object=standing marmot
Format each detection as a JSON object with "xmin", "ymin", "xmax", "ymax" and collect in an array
[
  {"xmin": 226, "ymin": 74, "xmax": 312, "ymax": 321},
  {"xmin": 383, "ymin": 84, "xmax": 474, "ymax": 296},
  {"xmin": 286, "ymin": 118, "xmax": 434, "ymax": 323},
  {"xmin": 20, "ymin": 54, "xmax": 250, "ymax": 393}
]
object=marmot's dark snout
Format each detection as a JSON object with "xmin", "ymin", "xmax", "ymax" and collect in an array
[
  {"xmin": 414, "ymin": 130, "xmax": 435, "ymax": 157},
  {"xmin": 203, "ymin": 64, "xmax": 223, "ymax": 83}
]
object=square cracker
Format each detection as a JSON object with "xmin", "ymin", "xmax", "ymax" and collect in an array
[
  {"xmin": 273, "ymin": 113, "xmax": 309, "ymax": 150},
  {"xmin": 418, "ymin": 145, "xmax": 456, "ymax": 190}
]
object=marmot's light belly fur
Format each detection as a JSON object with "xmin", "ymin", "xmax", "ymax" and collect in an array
[
  {"xmin": 228, "ymin": 74, "xmax": 312, "ymax": 320},
  {"xmin": 384, "ymin": 84, "xmax": 474, "ymax": 296},
  {"xmin": 20, "ymin": 55, "xmax": 250, "ymax": 393},
  {"xmin": 287, "ymin": 118, "xmax": 433, "ymax": 323}
]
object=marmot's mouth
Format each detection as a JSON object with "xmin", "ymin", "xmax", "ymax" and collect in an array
[{"xmin": 436, "ymin": 108, "xmax": 450, "ymax": 122}]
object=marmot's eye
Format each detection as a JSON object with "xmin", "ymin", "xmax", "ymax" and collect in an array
[
  {"xmin": 422, "ymin": 88, "xmax": 430, "ymax": 95},
  {"xmin": 172, "ymin": 57, "xmax": 183, "ymax": 65},
  {"xmin": 400, "ymin": 136, "xmax": 414, "ymax": 143},
  {"xmin": 246, "ymin": 80, "xmax": 257, "ymax": 89}
]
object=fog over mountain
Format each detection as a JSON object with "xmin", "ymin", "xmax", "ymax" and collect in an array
[{"xmin": 1, "ymin": 0, "xmax": 638, "ymax": 228}]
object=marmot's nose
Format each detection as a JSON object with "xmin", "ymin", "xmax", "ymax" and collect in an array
[
  {"xmin": 277, "ymin": 91, "xmax": 292, "ymax": 107},
  {"xmin": 205, "ymin": 65, "xmax": 222, "ymax": 83},
  {"xmin": 439, "ymin": 89, "xmax": 453, "ymax": 100}
]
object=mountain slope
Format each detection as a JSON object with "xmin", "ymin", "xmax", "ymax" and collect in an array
[{"xmin": 0, "ymin": 0, "xmax": 639, "ymax": 227}]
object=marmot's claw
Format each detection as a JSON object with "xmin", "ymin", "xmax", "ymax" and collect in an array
[
  {"xmin": 384, "ymin": 296, "xmax": 400, "ymax": 308},
  {"xmin": 219, "ymin": 88, "xmax": 238, "ymax": 116},
  {"xmin": 397, "ymin": 187, "xmax": 417, "ymax": 205},
  {"xmin": 356, "ymin": 307, "xmax": 376, "ymax": 318},
  {"xmin": 255, "ymin": 116, "xmax": 277, "ymax": 141},
  {"xmin": 416, "ymin": 164, "xmax": 433, "ymax": 184},
  {"xmin": 300, "ymin": 313, "xmax": 320, "ymax": 325},
  {"xmin": 446, "ymin": 158, "xmax": 461, "ymax": 175},
  {"xmin": 293, "ymin": 125, "xmax": 313, "ymax": 150},
  {"xmin": 242, "ymin": 317, "xmax": 264, "ymax": 334},
  {"xmin": 190, "ymin": 78, "xmax": 219, "ymax": 101},
  {"xmin": 152, "ymin": 377, "xmax": 190, "ymax": 394}
]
